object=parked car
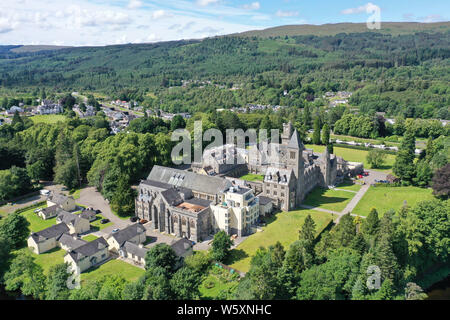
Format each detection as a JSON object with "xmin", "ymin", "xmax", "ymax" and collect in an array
[
  {"xmin": 130, "ymin": 216, "xmax": 138, "ymax": 222},
  {"xmin": 100, "ymin": 219, "xmax": 110, "ymax": 224},
  {"xmin": 139, "ymin": 219, "xmax": 148, "ymax": 225},
  {"xmin": 112, "ymin": 228, "xmax": 120, "ymax": 233},
  {"xmin": 363, "ymin": 171, "xmax": 369, "ymax": 176},
  {"xmin": 95, "ymin": 209, "xmax": 101, "ymax": 214}
]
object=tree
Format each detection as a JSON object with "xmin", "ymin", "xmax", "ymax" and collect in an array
[
  {"xmin": 0, "ymin": 234, "xmax": 11, "ymax": 282},
  {"xmin": 321, "ymin": 123, "xmax": 330, "ymax": 145},
  {"xmin": 45, "ymin": 263, "xmax": 70, "ymax": 300},
  {"xmin": 211, "ymin": 230, "xmax": 234, "ymax": 262},
  {"xmin": 362, "ymin": 208, "xmax": 380, "ymax": 238},
  {"xmin": 413, "ymin": 160, "xmax": 433, "ymax": 187},
  {"xmin": 184, "ymin": 251, "xmax": 211, "ymax": 274},
  {"xmin": 312, "ymin": 117, "xmax": 321, "ymax": 145},
  {"xmin": 299, "ymin": 214, "xmax": 316, "ymax": 243},
  {"xmin": 97, "ymin": 275, "xmax": 128, "ymax": 300},
  {"xmin": 405, "ymin": 282, "xmax": 428, "ymax": 300},
  {"xmin": 145, "ymin": 244, "xmax": 178, "ymax": 274},
  {"xmin": 110, "ymin": 175, "xmax": 136, "ymax": 217},
  {"xmin": 431, "ymin": 163, "xmax": 450, "ymax": 198},
  {"xmin": 331, "ymin": 213, "xmax": 356, "ymax": 248},
  {"xmin": 170, "ymin": 115, "xmax": 186, "ymax": 131},
  {"xmin": 143, "ymin": 266, "xmax": 173, "ymax": 300},
  {"xmin": 366, "ymin": 149, "xmax": 387, "ymax": 169},
  {"xmin": 0, "ymin": 212, "xmax": 30, "ymax": 250},
  {"xmin": 122, "ymin": 276, "xmax": 146, "ymax": 300},
  {"xmin": 393, "ymin": 128, "xmax": 416, "ymax": 184},
  {"xmin": 170, "ymin": 267, "xmax": 201, "ymax": 299},
  {"xmin": 4, "ymin": 250, "xmax": 47, "ymax": 300}
]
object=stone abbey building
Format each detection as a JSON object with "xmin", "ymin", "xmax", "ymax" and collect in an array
[{"xmin": 136, "ymin": 122, "xmax": 358, "ymax": 241}]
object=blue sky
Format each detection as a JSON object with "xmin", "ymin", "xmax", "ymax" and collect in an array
[{"xmin": 0, "ymin": 0, "xmax": 448, "ymax": 46}]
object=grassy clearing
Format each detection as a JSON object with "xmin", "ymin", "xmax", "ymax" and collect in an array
[
  {"xmin": 303, "ymin": 187, "xmax": 356, "ymax": 212},
  {"xmin": 336, "ymin": 180, "xmax": 362, "ymax": 192},
  {"xmin": 226, "ymin": 209, "xmax": 333, "ymax": 272},
  {"xmin": 352, "ymin": 186, "xmax": 435, "ymax": 217},
  {"xmin": 21, "ymin": 205, "xmax": 56, "ymax": 233},
  {"xmin": 29, "ymin": 115, "xmax": 66, "ymax": 124},
  {"xmin": 238, "ymin": 173, "xmax": 264, "ymax": 182},
  {"xmin": 81, "ymin": 259, "xmax": 145, "ymax": 284},
  {"xmin": 199, "ymin": 265, "xmax": 240, "ymax": 300},
  {"xmin": 305, "ymin": 144, "xmax": 396, "ymax": 173},
  {"xmin": 14, "ymin": 247, "xmax": 66, "ymax": 275}
]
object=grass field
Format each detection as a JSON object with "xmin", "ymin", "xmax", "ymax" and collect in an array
[
  {"xmin": 305, "ymin": 144, "xmax": 396, "ymax": 172},
  {"xmin": 238, "ymin": 173, "xmax": 264, "ymax": 182},
  {"xmin": 303, "ymin": 187, "xmax": 356, "ymax": 212},
  {"xmin": 21, "ymin": 205, "xmax": 56, "ymax": 233},
  {"xmin": 13, "ymin": 247, "xmax": 66, "ymax": 275},
  {"xmin": 29, "ymin": 115, "xmax": 66, "ymax": 124},
  {"xmin": 352, "ymin": 186, "xmax": 435, "ymax": 217},
  {"xmin": 336, "ymin": 180, "xmax": 362, "ymax": 192},
  {"xmin": 81, "ymin": 259, "xmax": 145, "ymax": 284},
  {"xmin": 226, "ymin": 209, "xmax": 333, "ymax": 272}
]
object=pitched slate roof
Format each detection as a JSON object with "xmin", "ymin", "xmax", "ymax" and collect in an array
[
  {"xmin": 287, "ymin": 129, "xmax": 303, "ymax": 150},
  {"xmin": 67, "ymin": 237, "xmax": 108, "ymax": 262},
  {"xmin": 122, "ymin": 241, "xmax": 148, "ymax": 259},
  {"xmin": 57, "ymin": 211, "xmax": 88, "ymax": 226},
  {"xmin": 147, "ymin": 165, "xmax": 232, "ymax": 195},
  {"xmin": 30, "ymin": 223, "xmax": 70, "ymax": 243},
  {"xmin": 58, "ymin": 234, "xmax": 87, "ymax": 250},
  {"xmin": 48, "ymin": 193, "xmax": 73, "ymax": 206},
  {"xmin": 264, "ymin": 167, "xmax": 293, "ymax": 185},
  {"xmin": 80, "ymin": 209, "xmax": 97, "ymax": 220},
  {"xmin": 109, "ymin": 223, "xmax": 146, "ymax": 247},
  {"xmin": 41, "ymin": 204, "xmax": 60, "ymax": 216},
  {"xmin": 171, "ymin": 238, "xmax": 193, "ymax": 257},
  {"xmin": 258, "ymin": 196, "xmax": 273, "ymax": 206}
]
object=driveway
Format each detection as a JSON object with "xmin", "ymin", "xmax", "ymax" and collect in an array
[{"xmin": 77, "ymin": 187, "xmax": 129, "ymax": 229}]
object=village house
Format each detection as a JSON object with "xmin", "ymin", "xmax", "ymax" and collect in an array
[
  {"xmin": 106, "ymin": 223, "xmax": 147, "ymax": 252},
  {"xmin": 37, "ymin": 204, "xmax": 60, "ymax": 220},
  {"xmin": 58, "ymin": 234, "xmax": 88, "ymax": 252},
  {"xmin": 56, "ymin": 211, "xmax": 90, "ymax": 235},
  {"xmin": 47, "ymin": 193, "xmax": 76, "ymax": 212},
  {"xmin": 27, "ymin": 223, "xmax": 70, "ymax": 254},
  {"xmin": 64, "ymin": 237, "xmax": 110, "ymax": 273},
  {"xmin": 170, "ymin": 238, "xmax": 194, "ymax": 258},
  {"xmin": 119, "ymin": 241, "xmax": 148, "ymax": 267},
  {"xmin": 80, "ymin": 209, "xmax": 98, "ymax": 222}
]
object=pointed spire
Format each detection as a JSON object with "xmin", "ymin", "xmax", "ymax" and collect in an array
[{"xmin": 288, "ymin": 129, "xmax": 303, "ymax": 149}]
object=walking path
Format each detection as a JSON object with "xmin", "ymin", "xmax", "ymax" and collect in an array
[{"xmin": 341, "ymin": 183, "xmax": 370, "ymax": 215}]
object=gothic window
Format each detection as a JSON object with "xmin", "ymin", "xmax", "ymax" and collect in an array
[
  {"xmin": 290, "ymin": 151, "xmax": 296, "ymax": 159},
  {"xmin": 181, "ymin": 217, "xmax": 187, "ymax": 226}
]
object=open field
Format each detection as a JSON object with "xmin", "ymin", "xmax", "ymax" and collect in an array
[
  {"xmin": 29, "ymin": 115, "xmax": 66, "ymax": 124},
  {"xmin": 305, "ymin": 144, "xmax": 396, "ymax": 173},
  {"xmin": 21, "ymin": 205, "xmax": 56, "ymax": 233},
  {"xmin": 303, "ymin": 187, "xmax": 356, "ymax": 212},
  {"xmin": 352, "ymin": 186, "xmax": 435, "ymax": 217},
  {"xmin": 336, "ymin": 180, "xmax": 362, "ymax": 192},
  {"xmin": 226, "ymin": 209, "xmax": 333, "ymax": 272},
  {"xmin": 81, "ymin": 259, "xmax": 145, "ymax": 284},
  {"xmin": 238, "ymin": 173, "xmax": 264, "ymax": 182}
]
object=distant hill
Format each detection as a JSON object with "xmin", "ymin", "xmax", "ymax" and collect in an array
[
  {"xmin": 233, "ymin": 22, "xmax": 450, "ymax": 38},
  {"xmin": 10, "ymin": 45, "xmax": 73, "ymax": 53}
]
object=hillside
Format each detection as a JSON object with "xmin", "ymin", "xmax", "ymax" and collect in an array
[{"xmin": 234, "ymin": 22, "xmax": 450, "ymax": 38}]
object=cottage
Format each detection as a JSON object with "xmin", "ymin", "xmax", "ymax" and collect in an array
[
  {"xmin": 47, "ymin": 193, "xmax": 76, "ymax": 212},
  {"xmin": 27, "ymin": 223, "xmax": 70, "ymax": 254},
  {"xmin": 107, "ymin": 223, "xmax": 146, "ymax": 252},
  {"xmin": 171, "ymin": 238, "xmax": 194, "ymax": 258},
  {"xmin": 64, "ymin": 237, "xmax": 109, "ymax": 273},
  {"xmin": 80, "ymin": 209, "xmax": 97, "ymax": 222},
  {"xmin": 58, "ymin": 234, "xmax": 88, "ymax": 251},
  {"xmin": 119, "ymin": 241, "xmax": 148, "ymax": 266},
  {"xmin": 37, "ymin": 205, "xmax": 60, "ymax": 220},
  {"xmin": 56, "ymin": 211, "xmax": 90, "ymax": 235},
  {"xmin": 258, "ymin": 196, "xmax": 274, "ymax": 217}
]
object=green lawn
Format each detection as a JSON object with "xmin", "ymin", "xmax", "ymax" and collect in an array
[
  {"xmin": 90, "ymin": 214, "xmax": 113, "ymax": 231},
  {"xmin": 21, "ymin": 205, "xmax": 57, "ymax": 233},
  {"xmin": 81, "ymin": 259, "xmax": 145, "ymax": 284},
  {"xmin": 238, "ymin": 173, "xmax": 264, "ymax": 182},
  {"xmin": 199, "ymin": 266, "xmax": 240, "ymax": 300},
  {"xmin": 336, "ymin": 180, "xmax": 362, "ymax": 192},
  {"xmin": 303, "ymin": 187, "xmax": 356, "ymax": 212},
  {"xmin": 305, "ymin": 144, "xmax": 396, "ymax": 173},
  {"xmin": 82, "ymin": 235, "xmax": 98, "ymax": 242},
  {"xmin": 14, "ymin": 247, "xmax": 66, "ymax": 275},
  {"xmin": 226, "ymin": 209, "xmax": 333, "ymax": 272},
  {"xmin": 29, "ymin": 114, "xmax": 66, "ymax": 124},
  {"xmin": 352, "ymin": 186, "xmax": 435, "ymax": 217}
]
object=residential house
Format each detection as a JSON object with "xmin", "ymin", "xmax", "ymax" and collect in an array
[
  {"xmin": 27, "ymin": 223, "xmax": 70, "ymax": 254},
  {"xmin": 47, "ymin": 193, "xmax": 76, "ymax": 212},
  {"xmin": 64, "ymin": 237, "xmax": 109, "ymax": 273},
  {"xmin": 80, "ymin": 209, "xmax": 97, "ymax": 222},
  {"xmin": 258, "ymin": 196, "xmax": 274, "ymax": 217},
  {"xmin": 37, "ymin": 204, "xmax": 60, "ymax": 220},
  {"xmin": 58, "ymin": 234, "xmax": 88, "ymax": 251},
  {"xmin": 56, "ymin": 211, "xmax": 90, "ymax": 235},
  {"xmin": 106, "ymin": 223, "xmax": 146, "ymax": 252},
  {"xmin": 170, "ymin": 238, "xmax": 193, "ymax": 258},
  {"xmin": 119, "ymin": 241, "xmax": 148, "ymax": 267}
]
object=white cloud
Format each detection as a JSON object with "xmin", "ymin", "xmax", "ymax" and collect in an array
[
  {"xmin": 147, "ymin": 33, "xmax": 162, "ymax": 42},
  {"xmin": 276, "ymin": 10, "xmax": 299, "ymax": 17},
  {"xmin": 341, "ymin": 2, "xmax": 375, "ymax": 15},
  {"xmin": 152, "ymin": 10, "xmax": 172, "ymax": 20},
  {"xmin": 243, "ymin": 2, "xmax": 260, "ymax": 10},
  {"xmin": 196, "ymin": 0, "xmax": 219, "ymax": 7},
  {"xmin": 128, "ymin": 0, "xmax": 143, "ymax": 10}
]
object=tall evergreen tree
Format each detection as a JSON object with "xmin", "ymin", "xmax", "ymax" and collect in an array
[
  {"xmin": 312, "ymin": 117, "xmax": 321, "ymax": 145},
  {"xmin": 393, "ymin": 127, "xmax": 416, "ymax": 184}
]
